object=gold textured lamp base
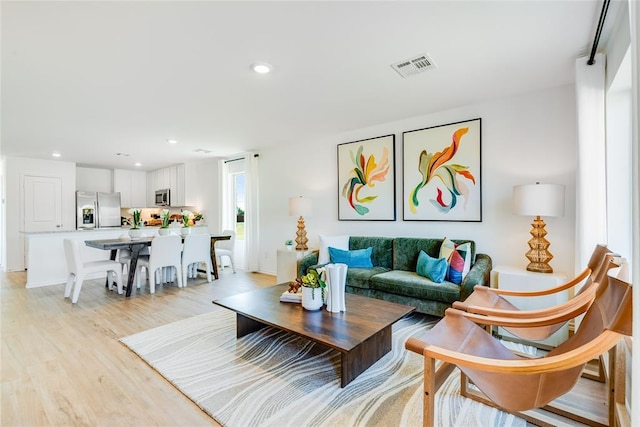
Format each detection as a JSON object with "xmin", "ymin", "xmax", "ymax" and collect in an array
[
  {"xmin": 295, "ymin": 216, "xmax": 308, "ymax": 250},
  {"xmin": 525, "ymin": 216, "xmax": 554, "ymax": 273}
]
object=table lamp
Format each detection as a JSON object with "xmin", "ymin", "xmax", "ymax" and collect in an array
[
  {"xmin": 288, "ymin": 196, "xmax": 312, "ymax": 250},
  {"xmin": 512, "ymin": 183, "xmax": 565, "ymax": 273}
]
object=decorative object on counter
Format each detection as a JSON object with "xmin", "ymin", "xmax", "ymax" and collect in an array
[
  {"xmin": 193, "ymin": 211, "xmax": 204, "ymax": 224},
  {"xmin": 159, "ymin": 209, "xmax": 171, "ymax": 235},
  {"xmin": 181, "ymin": 210, "xmax": 192, "ymax": 226},
  {"xmin": 128, "ymin": 208, "xmax": 143, "ymax": 239},
  {"xmin": 285, "ymin": 240, "xmax": 294, "ymax": 251},
  {"xmin": 512, "ymin": 182, "xmax": 565, "ymax": 273},
  {"xmin": 300, "ymin": 269, "xmax": 325, "ymax": 311},
  {"xmin": 325, "ymin": 263, "xmax": 348, "ymax": 313},
  {"xmin": 128, "ymin": 208, "xmax": 142, "ymax": 229},
  {"xmin": 180, "ymin": 209, "xmax": 192, "ymax": 235},
  {"xmin": 288, "ymin": 196, "xmax": 312, "ymax": 250}
]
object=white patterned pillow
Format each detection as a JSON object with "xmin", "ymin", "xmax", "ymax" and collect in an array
[{"xmin": 318, "ymin": 234, "xmax": 349, "ymax": 264}]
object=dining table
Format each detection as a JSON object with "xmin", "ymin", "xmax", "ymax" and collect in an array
[{"xmin": 84, "ymin": 233, "xmax": 231, "ymax": 297}]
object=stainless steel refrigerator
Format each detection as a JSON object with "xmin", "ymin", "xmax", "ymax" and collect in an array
[{"xmin": 76, "ymin": 191, "xmax": 122, "ymax": 229}]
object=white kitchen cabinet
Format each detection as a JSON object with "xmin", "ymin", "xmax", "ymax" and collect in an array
[
  {"xmin": 147, "ymin": 170, "xmax": 157, "ymax": 207},
  {"xmin": 147, "ymin": 164, "xmax": 186, "ymax": 207},
  {"xmin": 114, "ymin": 169, "xmax": 147, "ymax": 208},
  {"xmin": 170, "ymin": 164, "xmax": 186, "ymax": 206},
  {"xmin": 490, "ymin": 265, "xmax": 569, "ymax": 348}
]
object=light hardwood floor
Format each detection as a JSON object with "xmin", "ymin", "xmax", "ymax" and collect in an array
[{"xmin": 1, "ymin": 268, "xmax": 276, "ymax": 426}]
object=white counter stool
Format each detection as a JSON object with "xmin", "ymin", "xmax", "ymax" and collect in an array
[{"xmin": 63, "ymin": 239, "xmax": 123, "ymax": 304}]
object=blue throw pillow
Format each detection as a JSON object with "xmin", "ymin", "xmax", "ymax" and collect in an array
[
  {"xmin": 416, "ymin": 250, "xmax": 448, "ymax": 283},
  {"xmin": 328, "ymin": 246, "xmax": 373, "ymax": 268}
]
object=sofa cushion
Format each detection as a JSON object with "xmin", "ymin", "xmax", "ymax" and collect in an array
[
  {"xmin": 439, "ymin": 238, "xmax": 472, "ymax": 284},
  {"xmin": 393, "ymin": 237, "xmax": 476, "ymax": 272},
  {"xmin": 416, "ymin": 251, "xmax": 448, "ymax": 283},
  {"xmin": 346, "ymin": 267, "xmax": 390, "ymax": 289},
  {"xmin": 328, "ymin": 247, "xmax": 373, "ymax": 268},
  {"xmin": 349, "ymin": 236, "xmax": 393, "ymax": 269},
  {"xmin": 370, "ymin": 270, "xmax": 461, "ymax": 304},
  {"xmin": 318, "ymin": 234, "xmax": 349, "ymax": 264}
]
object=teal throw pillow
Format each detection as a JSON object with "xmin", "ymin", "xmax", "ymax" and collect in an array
[
  {"xmin": 416, "ymin": 250, "xmax": 448, "ymax": 283},
  {"xmin": 328, "ymin": 246, "xmax": 373, "ymax": 268}
]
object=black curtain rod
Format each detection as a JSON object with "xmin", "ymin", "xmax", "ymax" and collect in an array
[
  {"xmin": 224, "ymin": 154, "xmax": 259, "ymax": 163},
  {"xmin": 587, "ymin": 0, "xmax": 610, "ymax": 65}
]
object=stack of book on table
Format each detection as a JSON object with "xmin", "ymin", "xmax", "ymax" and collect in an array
[{"xmin": 280, "ymin": 290, "xmax": 302, "ymax": 303}]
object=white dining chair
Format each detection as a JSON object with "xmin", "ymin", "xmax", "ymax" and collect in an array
[
  {"xmin": 63, "ymin": 239, "xmax": 123, "ymax": 304},
  {"xmin": 181, "ymin": 234, "xmax": 212, "ymax": 285},
  {"xmin": 135, "ymin": 235, "xmax": 183, "ymax": 293},
  {"xmin": 117, "ymin": 246, "xmax": 150, "ymax": 276},
  {"xmin": 215, "ymin": 229, "xmax": 236, "ymax": 273}
]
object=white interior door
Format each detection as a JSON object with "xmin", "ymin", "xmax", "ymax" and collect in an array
[{"xmin": 24, "ymin": 175, "xmax": 63, "ymax": 232}]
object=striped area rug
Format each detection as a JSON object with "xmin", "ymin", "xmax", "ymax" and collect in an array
[{"xmin": 120, "ymin": 308, "xmax": 526, "ymax": 427}]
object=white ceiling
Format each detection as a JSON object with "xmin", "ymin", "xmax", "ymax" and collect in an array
[{"xmin": 2, "ymin": 1, "xmax": 603, "ymax": 171}]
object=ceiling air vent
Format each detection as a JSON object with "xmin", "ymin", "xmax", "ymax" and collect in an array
[{"xmin": 391, "ymin": 53, "xmax": 437, "ymax": 78}]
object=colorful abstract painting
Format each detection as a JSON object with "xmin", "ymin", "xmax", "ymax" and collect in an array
[
  {"xmin": 403, "ymin": 119, "xmax": 482, "ymax": 221},
  {"xmin": 338, "ymin": 134, "xmax": 396, "ymax": 221}
]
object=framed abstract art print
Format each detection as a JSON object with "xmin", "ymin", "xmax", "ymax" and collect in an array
[
  {"xmin": 337, "ymin": 134, "xmax": 396, "ymax": 221},
  {"xmin": 403, "ymin": 118, "xmax": 482, "ymax": 221}
]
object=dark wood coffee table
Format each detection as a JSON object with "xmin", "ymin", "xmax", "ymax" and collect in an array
[{"xmin": 212, "ymin": 284, "xmax": 414, "ymax": 387}]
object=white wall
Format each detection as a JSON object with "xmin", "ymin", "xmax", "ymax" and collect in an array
[
  {"xmin": 184, "ymin": 158, "xmax": 220, "ymax": 234},
  {"xmin": 258, "ymin": 85, "xmax": 576, "ymax": 276},
  {"xmin": 4, "ymin": 157, "xmax": 76, "ymax": 271}
]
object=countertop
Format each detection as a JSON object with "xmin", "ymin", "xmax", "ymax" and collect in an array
[{"xmin": 20, "ymin": 225, "xmax": 209, "ymax": 235}]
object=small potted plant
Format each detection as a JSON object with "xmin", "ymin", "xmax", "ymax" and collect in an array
[
  {"xmin": 158, "ymin": 208, "xmax": 171, "ymax": 235},
  {"xmin": 193, "ymin": 212, "xmax": 204, "ymax": 224},
  {"xmin": 300, "ymin": 269, "xmax": 326, "ymax": 311},
  {"xmin": 128, "ymin": 208, "xmax": 143, "ymax": 239},
  {"xmin": 181, "ymin": 209, "xmax": 192, "ymax": 235},
  {"xmin": 285, "ymin": 239, "xmax": 294, "ymax": 250}
]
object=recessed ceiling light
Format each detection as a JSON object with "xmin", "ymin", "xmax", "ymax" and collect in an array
[
  {"xmin": 167, "ymin": 139, "xmax": 178, "ymax": 144},
  {"xmin": 134, "ymin": 162, "xmax": 142, "ymax": 167},
  {"xmin": 251, "ymin": 62, "xmax": 272, "ymax": 74},
  {"xmin": 52, "ymin": 152, "xmax": 61, "ymax": 158}
]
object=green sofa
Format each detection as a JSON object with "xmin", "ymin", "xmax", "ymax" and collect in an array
[{"xmin": 298, "ymin": 236, "xmax": 492, "ymax": 317}]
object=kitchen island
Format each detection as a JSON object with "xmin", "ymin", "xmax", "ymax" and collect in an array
[{"xmin": 22, "ymin": 228, "xmax": 131, "ymax": 288}]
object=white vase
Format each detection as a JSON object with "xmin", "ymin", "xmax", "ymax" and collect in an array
[
  {"xmin": 286, "ymin": 245, "xmax": 293, "ymax": 251},
  {"xmin": 301, "ymin": 286, "xmax": 323, "ymax": 311},
  {"xmin": 181, "ymin": 227, "xmax": 191, "ymax": 236},
  {"xmin": 158, "ymin": 228, "xmax": 171, "ymax": 236},
  {"xmin": 325, "ymin": 263, "xmax": 348, "ymax": 313},
  {"xmin": 128, "ymin": 228, "xmax": 143, "ymax": 239}
]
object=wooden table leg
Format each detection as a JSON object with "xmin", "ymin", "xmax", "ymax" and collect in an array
[
  {"xmin": 236, "ymin": 313, "xmax": 266, "ymax": 338},
  {"xmin": 340, "ymin": 324, "xmax": 392, "ymax": 387},
  {"xmin": 210, "ymin": 241, "xmax": 220, "ymax": 280}
]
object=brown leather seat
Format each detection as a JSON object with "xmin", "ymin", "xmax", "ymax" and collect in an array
[
  {"xmin": 452, "ymin": 244, "xmax": 615, "ymax": 341},
  {"xmin": 405, "ymin": 272, "xmax": 633, "ymax": 426}
]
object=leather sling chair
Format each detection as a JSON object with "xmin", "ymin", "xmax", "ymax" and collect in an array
[
  {"xmin": 405, "ymin": 272, "xmax": 632, "ymax": 427},
  {"xmin": 452, "ymin": 244, "xmax": 615, "ymax": 342}
]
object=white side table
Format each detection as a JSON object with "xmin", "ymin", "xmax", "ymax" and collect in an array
[
  {"xmin": 490, "ymin": 265, "xmax": 569, "ymax": 348},
  {"xmin": 276, "ymin": 248, "xmax": 317, "ymax": 284}
]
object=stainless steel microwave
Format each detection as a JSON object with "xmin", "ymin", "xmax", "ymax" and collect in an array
[{"xmin": 155, "ymin": 188, "xmax": 170, "ymax": 206}]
